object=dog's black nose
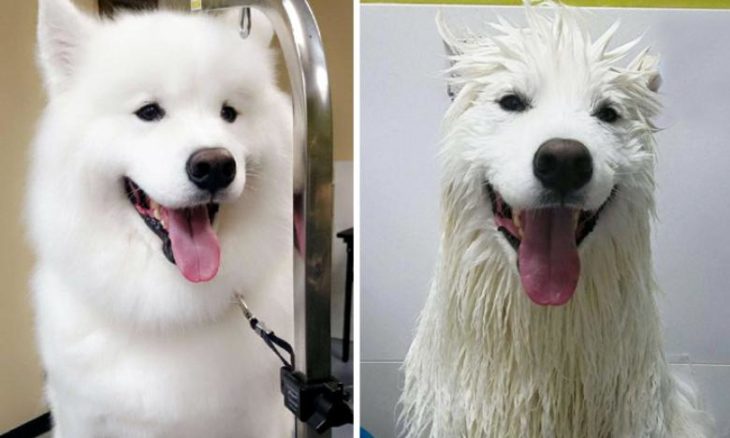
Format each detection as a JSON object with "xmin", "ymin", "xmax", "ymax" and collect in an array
[
  {"xmin": 533, "ymin": 138, "xmax": 593, "ymax": 195},
  {"xmin": 186, "ymin": 147, "xmax": 236, "ymax": 193}
]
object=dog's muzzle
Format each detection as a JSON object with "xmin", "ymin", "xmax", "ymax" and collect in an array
[{"xmin": 486, "ymin": 137, "xmax": 614, "ymax": 306}]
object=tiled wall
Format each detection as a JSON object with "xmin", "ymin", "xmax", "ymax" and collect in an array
[{"xmin": 361, "ymin": 5, "xmax": 730, "ymax": 437}]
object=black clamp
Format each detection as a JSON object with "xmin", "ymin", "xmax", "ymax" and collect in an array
[{"xmin": 280, "ymin": 368, "xmax": 353, "ymax": 433}]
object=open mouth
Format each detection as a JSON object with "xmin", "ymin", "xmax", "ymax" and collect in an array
[
  {"xmin": 124, "ymin": 177, "xmax": 221, "ymax": 283},
  {"xmin": 486, "ymin": 183, "xmax": 614, "ymax": 306}
]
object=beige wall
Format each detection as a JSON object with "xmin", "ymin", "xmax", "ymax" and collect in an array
[
  {"xmin": 0, "ymin": 1, "xmax": 46, "ymax": 432},
  {"xmin": 0, "ymin": 0, "xmax": 96, "ymax": 432},
  {"xmin": 267, "ymin": 0, "xmax": 354, "ymax": 161},
  {"xmin": 0, "ymin": 0, "xmax": 348, "ymax": 432},
  {"xmin": 309, "ymin": 0, "xmax": 353, "ymax": 161}
]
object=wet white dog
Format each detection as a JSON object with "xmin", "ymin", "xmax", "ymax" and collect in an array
[
  {"xmin": 27, "ymin": 0, "xmax": 294, "ymax": 436},
  {"xmin": 401, "ymin": 3, "xmax": 712, "ymax": 437}
]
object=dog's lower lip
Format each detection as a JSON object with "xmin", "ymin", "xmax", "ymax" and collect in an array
[{"xmin": 123, "ymin": 177, "xmax": 219, "ymax": 265}]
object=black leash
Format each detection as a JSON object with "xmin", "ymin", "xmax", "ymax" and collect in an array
[{"xmin": 234, "ymin": 293, "xmax": 295, "ymax": 370}]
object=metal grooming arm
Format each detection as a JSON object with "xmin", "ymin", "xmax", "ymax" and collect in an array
[{"xmin": 198, "ymin": 1, "xmax": 339, "ymax": 436}]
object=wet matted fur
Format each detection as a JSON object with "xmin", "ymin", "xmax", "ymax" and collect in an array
[{"xmin": 401, "ymin": 3, "xmax": 712, "ymax": 437}]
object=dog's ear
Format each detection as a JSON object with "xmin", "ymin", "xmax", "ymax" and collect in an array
[
  {"xmin": 248, "ymin": 8, "xmax": 275, "ymax": 46},
  {"xmin": 218, "ymin": 8, "xmax": 275, "ymax": 46},
  {"xmin": 436, "ymin": 11, "xmax": 462, "ymax": 60},
  {"xmin": 37, "ymin": 0, "xmax": 95, "ymax": 96},
  {"xmin": 251, "ymin": 8, "xmax": 274, "ymax": 46},
  {"xmin": 630, "ymin": 50, "xmax": 662, "ymax": 93},
  {"xmin": 436, "ymin": 12, "xmax": 465, "ymax": 100},
  {"xmin": 647, "ymin": 71, "xmax": 661, "ymax": 93}
]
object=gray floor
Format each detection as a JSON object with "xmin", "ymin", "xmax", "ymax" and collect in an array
[{"xmin": 331, "ymin": 338, "xmax": 354, "ymax": 438}]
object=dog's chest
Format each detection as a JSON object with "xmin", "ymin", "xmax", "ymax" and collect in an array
[{"xmin": 41, "ymin": 300, "xmax": 292, "ymax": 436}]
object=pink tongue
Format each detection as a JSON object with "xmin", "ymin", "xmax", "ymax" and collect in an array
[
  {"xmin": 518, "ymin": 207, "xmax": 580, "ymax": 306},
  {"xmin": 165, "ymin": 206, "xmax": 220, "ymax": 283}
]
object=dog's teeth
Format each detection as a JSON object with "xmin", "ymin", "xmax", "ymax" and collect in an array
[
  {"xmin": 513, "ymin": 209, "xmax": 522, "ymax": 236},
  {"xmin": 153, "ymin": 205, "xmax": 161, "ymax": 220},
  {"xmin": 573, "ymin": 210, "xmax": 580, "ymax": 224}
]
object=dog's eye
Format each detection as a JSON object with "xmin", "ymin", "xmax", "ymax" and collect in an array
[
  {"xmin": 498, "ymin": 94, "xmax": 527, "ymax": 112},
  {"xmin": 221, "ymin": 104, "xmax": 238, "ymax": 123},
  {"xmin": 595, "ymin": 105, "xmax": 620, "ymax": 123},
  {"xmin": 135, "ymin": 103, "xmax": 165, "ymax": 122}
]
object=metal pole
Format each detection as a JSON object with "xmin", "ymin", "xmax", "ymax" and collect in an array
[{"xmin": 200, "ymin": 1, "xmax": 333, "ymax": 437}]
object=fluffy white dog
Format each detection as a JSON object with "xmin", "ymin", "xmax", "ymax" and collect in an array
[
  {"xmin": 401, "ymin": 3, "xmax": 712, "ymax": 437},
  {"xmin": 27, "ymin": 0, "xmax": 295, "ymax": 436}
]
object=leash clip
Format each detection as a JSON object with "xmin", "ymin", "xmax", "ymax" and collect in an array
[
  {"xmin": 234, "ymin": 292, "xmax": 254, "ymax": 321},
  {"xmin": 239, "ymin": 7, "xmax": 251, "ymax": 39},
  {"xmin": 234, "ymin": 291, "xmax": 295, "ymax": 370}
]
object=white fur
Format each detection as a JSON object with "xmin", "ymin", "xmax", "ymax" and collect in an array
[
  {"xmin": 401, "ymin": 3, "xmax": 712, "ymax": 437},
  {"xmin": 29, "ymin": 0, "xmax": 294, "ymax": 436}
]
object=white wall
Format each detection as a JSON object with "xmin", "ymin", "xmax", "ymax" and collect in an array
[
  {"xmin": 361, "ymin": 5, "xmax": 730, "ymax": 437},
  {"xmin": 333, "ymin": 161, "xmax": 354, "ymax": 337}
]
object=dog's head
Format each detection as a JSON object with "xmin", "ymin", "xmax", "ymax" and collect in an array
[
  {"xmin": 30, "ymin": 0, "xmax": 292, "ymax": 327},
  {"xmin": 438, "ymin": 2, "xmax": 661, "ymax": 306}
]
